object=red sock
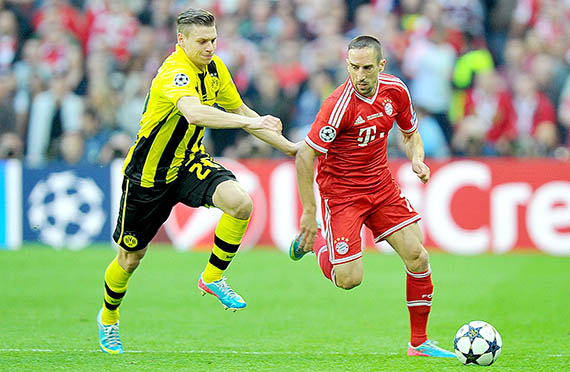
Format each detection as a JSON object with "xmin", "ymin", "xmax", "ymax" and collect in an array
[
  {"xmin": 313, "ymin": 231, "xmax": 335, "ymax": 284},
  {"xmin": 406, "ymin": 266, "xmax": 433, "ymax": 347}
]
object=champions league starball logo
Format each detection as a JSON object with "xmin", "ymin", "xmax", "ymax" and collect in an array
[
  {"xmin": 28, "ymin": 171, "xmax": 105, "ymax": 249},
  {"xmin": 319, "ymin": 126, "xmax": 336, "ymax": 143},
  {"xmin": 174, "ymin": 73, "xmax": 190, "ymax": 87}
]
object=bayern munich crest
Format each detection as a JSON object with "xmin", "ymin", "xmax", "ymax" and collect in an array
[
  {"xmin": 174, "ymin": 73, "xmax": 190, "ymax": 87},
  {"xmin": 335, "ymin": 241, "xmax": 349, "ymax": 255},
  {"xmin": 319, "ymin": 126, "xmax": 336, "ymax": 143},
  {"xmin": 384, "ymin": 101, "xmax": 393, "ymax": 116}
]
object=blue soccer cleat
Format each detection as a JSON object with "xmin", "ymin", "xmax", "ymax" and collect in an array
[
  {"xmin": 198, "ymin": 274, "xmax": 246, "ymax": 311},
  {"xmin": 289, "ymin": 234, "xmax": 311, "ymax": 261},
  {"xmin": 408, "ymin": 339, "xmax": 456, "ymax": 358},
  {"xmin": 97, "ymin": 308, "xmax": 123, "ymax": 354}
]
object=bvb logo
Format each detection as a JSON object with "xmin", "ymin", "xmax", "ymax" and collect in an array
[
  {"xmin": 210, "ymin": 76, "xmax": 220, "ymax": 91},
  {"xmin": 123, "ymin": 235, "xmax": 138, "ymax": 248}
]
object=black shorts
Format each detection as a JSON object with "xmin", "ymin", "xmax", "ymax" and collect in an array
[{"xmin": 113, "ymin": 158, "xmax": 236, "ymax": 251}]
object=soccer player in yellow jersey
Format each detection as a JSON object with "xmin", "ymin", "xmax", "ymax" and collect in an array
[{"xmin": 96, "ymin": 8, "xmax": 297, "ymax": 354}]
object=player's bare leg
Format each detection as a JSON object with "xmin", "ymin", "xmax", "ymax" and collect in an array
[{"xmin": 387, "ymin": 223, "xmax": 455, "ymax": 357}]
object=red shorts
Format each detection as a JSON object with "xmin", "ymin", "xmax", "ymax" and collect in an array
[{"xmin": 320, "ymin": 180, "xmax": 420, "ymax": 265}]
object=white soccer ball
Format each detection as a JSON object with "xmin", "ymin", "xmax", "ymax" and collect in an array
[{"xmin": 454, "ymin": 320, "xmax": 502, "ymax": 366}]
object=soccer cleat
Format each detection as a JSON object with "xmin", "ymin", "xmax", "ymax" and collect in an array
[
  {"xmin": 289, "ymin": 234, "xmax": 311, "ymax": 261},
  {"xmin": 97, "ymin": 308, "xmax": 123, "ymax": 354},
  {"xmin": 198, "ymin": 274, "xmax": 246, "ymax": 311},
  {"xmin": 289, "ymin": 223, "xmax": 321, "ymax": 261},
  {"xmin": 407, "ymin": 339, "xmax": 456, "ymax": 358}
]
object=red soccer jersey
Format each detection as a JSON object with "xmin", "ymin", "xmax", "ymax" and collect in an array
[{"xmin": 305, "ymin": 73, "xmax": 417, "ymax": 198}]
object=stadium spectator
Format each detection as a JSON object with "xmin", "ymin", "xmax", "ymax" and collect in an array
[
  {"xmin": 84, "ymin": 0, "xmax": 140, "ymax": 65},
  {"xmin": 0, "ymin": 0, "xmax": 565, "ymax": 162},
  {"xmin": 402, "ymin": 24, "xmax": 456, "ymax": 144},
  {"xmin": 453, "ymin": 70, "xmax": 516, "ymax": 156},
  {"xmin": 26, "ymin": 70, "xmax": 83, "ymax": 166},
  {"xmin": 96, "ymin": 8, "xmax": 297, "ymax": 355},
  {"xmin": 511, "ymin": 71, "xmax": 558, "ymax": 156},
  {"xmin": 32, "ymin": 0, "xmax": 85, "ymax": 46},
  {"xmin": 0, "ymin": 9, "xmax": 19, "ymax": 74},
  {"xmin": 292, "ymin": 69, "xmax": 335, "ymax": 141},
  {"xmin": 80, "ymin": 105, "xmax": 111, "ymax": 164},
  {"xmin": 58, "ymin": 131, "xmax": 85, "ymax": 165},
  {"xmin": 291, "ymin": 35, "xmax": 456, "ymax": 359}
]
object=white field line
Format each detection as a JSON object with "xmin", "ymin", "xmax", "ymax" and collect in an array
[
  {"xmin": 0, "ymin": 348, "xmax": 393, "ymax": 355},
  {"xmin": 0, "ymin": 349, "xmax": 566, "ymax": 358}
]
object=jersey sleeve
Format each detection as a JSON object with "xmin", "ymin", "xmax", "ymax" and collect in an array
[
  {"xmin": 160, "ymin": 66, "xmax": 199, "ymax": 105},
  {"xmin": 305, "ymin": 93, "xmax": 349, "ymax": 154},
  {"xmin": 214, "ymin": 58, "xmax": 243, "ymax": 111},
  {"xmin": 393, "ymin": 80, "xmax": 418, "ymax": 134}
]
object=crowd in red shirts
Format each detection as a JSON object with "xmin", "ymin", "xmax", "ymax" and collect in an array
[{"xmin": 0, "ymin": 0, "xmax": 568, "ymax": 164}]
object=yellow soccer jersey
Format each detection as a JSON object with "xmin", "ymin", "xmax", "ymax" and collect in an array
[{"xmin": 122, "ymin": 44, "xmax": 243, "ymax": 187}]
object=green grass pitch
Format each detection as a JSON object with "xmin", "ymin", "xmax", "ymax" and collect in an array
[{"xmin": 0, "ymin": 246, "xmax": 568, "ymax": 371}]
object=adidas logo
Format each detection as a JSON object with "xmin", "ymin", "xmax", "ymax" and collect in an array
[{"xmin": 354, "ymin": 115, "xmax": 365, "ymax": 125}]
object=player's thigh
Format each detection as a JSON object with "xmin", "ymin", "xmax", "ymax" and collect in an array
[
  {"xmin": 385, "ymin": 223, "xmax": 429, "ymax": 272},
  {"xmin": 177, "ymin": 157, "xmax": 238, "ymax": 209},
  {"xmin": 212, "ymin": 180, "xmax": 252, "ymax": 219},
  {"xmin": 113, "ymin": 178, "xmax": 177, "ymax": 251},
  {"xmin": 321, "ymin": 196, "xmax": 368, "ymax": 265}
]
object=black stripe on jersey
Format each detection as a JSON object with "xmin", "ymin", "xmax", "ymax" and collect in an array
[
  {"xmin": 155, "ymin": 115, "xmax": 189, "ymax": 181},
  {"xmin": 214, "ymin": 235, "xmax": 240, "ymax": 253},
  {"xmin": 124, "ymin": 108, "xmax": 174, "ymax": 180},
  {"xmin": 186, "ymin": 124, "xmax": 204, "ymax": 156},
  {"xmin": 207, "ymin": 60, "xmax": 218, "ymax": 77},
  {"xmin": 198, "ymin": 73, "xmax": 207, "ymax": 101}
]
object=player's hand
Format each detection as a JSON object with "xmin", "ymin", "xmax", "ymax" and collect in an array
[
  {"xmin": 297, "ymin": 211, "xmax": 318, "ymax": 253},
  {"xmin": 285, "ymin": 141, "xmax": 303, "ymax": 157},
  {"xmin": 412, "ymin": 160, "xmax": 430, "ymax": 184},
  {"xmin": 248, "ymin": 115, "xmax": 282, "ymax": 132}
]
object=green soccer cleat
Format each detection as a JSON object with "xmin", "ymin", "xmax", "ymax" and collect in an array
[
  {"xmin": 97, "ymin": 308, "xmax": 123, "ymax": 354},
  {"xmin": 408, "ymin": 339, "xmax": 456, "ymax": 358}
]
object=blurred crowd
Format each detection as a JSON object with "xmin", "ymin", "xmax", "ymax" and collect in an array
[{"xmin": 0, "ymin": 0, "xmax": 569, "ymax": 166}]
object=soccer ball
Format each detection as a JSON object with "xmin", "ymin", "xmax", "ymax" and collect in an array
[{"xmin": 454, "ymin": 320, "xmax": 502, "ymax": 366}]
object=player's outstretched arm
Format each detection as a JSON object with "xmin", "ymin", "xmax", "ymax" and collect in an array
[
  {"xmin": 230, "ymin": 103, "xmax": 298, "ymax": 157},
  {"xmin": 402, "ymin": 130, "xmax": 430, "ymax": 184},
  {"xmin": 177, "ymin": 96, "xmax": 280, "ymax": 131},
  {"xmin": 295, "ymin": 142, "xmax": 320, "ymax": 250}
]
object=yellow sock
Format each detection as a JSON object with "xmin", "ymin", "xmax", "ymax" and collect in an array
[
  {"xmin": 101, "ymin": 257, "xmax": 132, "ymax": 325},
  {"xmin": 202, "ymin": 213, "xmax": 249, "ymax": 283}
]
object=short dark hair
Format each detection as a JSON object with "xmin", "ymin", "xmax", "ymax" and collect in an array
[
  {"xmin": 348, "ymin": 35, "xmax": 383, "ymax": 62},
  {"xmin": 176, "ymin": 8, "xmax": 215, "ymax": 35}
]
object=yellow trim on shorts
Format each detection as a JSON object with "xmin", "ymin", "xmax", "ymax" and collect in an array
[{"xmin": 117, "ymin": 179, "xmax": 130, "ymax": 245}]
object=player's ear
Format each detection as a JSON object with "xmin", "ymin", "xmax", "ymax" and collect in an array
[
  {"xmin": 177, "ymin": 32, "xmax": 185, "ymax": 46},
  {"xmin": 378, "ymin": 59, "xmax": 386, "ymax": 72}
]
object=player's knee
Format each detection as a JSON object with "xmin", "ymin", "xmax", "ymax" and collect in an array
[
  {"xmin": 228, "ymin": 193, "xmax": 252, "ymax": 220},
  {"xmin": 335, "ymin": 275, "xmax": 362, "ymax": 290},
  {"xmin": 119, "ymin": 249, "xmax": 146, "ymax": 273},
  {"xmin": 406, "ymin": 247, "xmax": 429, "ymax": 273}
]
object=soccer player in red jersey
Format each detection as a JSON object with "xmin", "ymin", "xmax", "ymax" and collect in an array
[{"xmin": 290, "ymin": 35, "xmax": 455, "ymax": 358}]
